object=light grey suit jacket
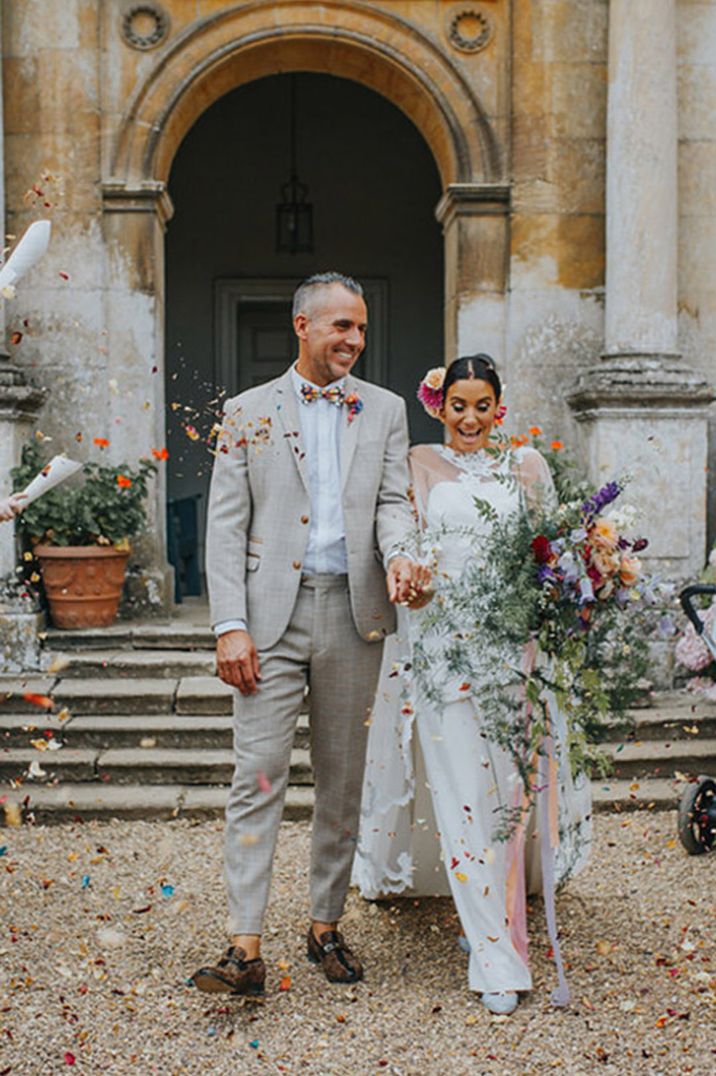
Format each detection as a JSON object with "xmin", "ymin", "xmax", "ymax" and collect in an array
[{"xmin": 205, "ymin": 367, "xmax": 414, "ymax": 651}]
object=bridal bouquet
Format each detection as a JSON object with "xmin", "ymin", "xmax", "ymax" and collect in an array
[{"xmin": 411, "ymin": 433, "xmax": 658, "ymax": 835}]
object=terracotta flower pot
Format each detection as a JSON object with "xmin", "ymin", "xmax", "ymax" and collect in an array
[{"xmin": 34, "ymin": 544, "xmax": 130, "ymax": 629}]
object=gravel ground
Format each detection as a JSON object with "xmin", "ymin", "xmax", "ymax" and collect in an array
[{"xmin": 0, "ymin": 812, "xmax": 714, "ymax": 1076}]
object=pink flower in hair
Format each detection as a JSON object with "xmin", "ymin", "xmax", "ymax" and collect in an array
[{"xmin": 417, "ymin": 366, "xmax": 446, "ymax": 418}]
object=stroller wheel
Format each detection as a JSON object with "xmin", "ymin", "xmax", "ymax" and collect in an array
[{"xmin": 678, "ymin": 777, "xmax": 716, "ymax": 855}]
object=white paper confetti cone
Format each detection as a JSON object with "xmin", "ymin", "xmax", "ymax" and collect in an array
[
  {"xmin": 19, "ymin": 454, "xmax": 82, "ymax": 506},
  {"xmin": 0, "ymin": 220, "xmax": 52, "ymax": 290}
]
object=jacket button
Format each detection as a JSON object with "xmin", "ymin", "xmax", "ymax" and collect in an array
[
  {"xmin": 300, "ymin": 515, "xmax": 309, "ymax": 525},
  {"xmin": 293, "ymin": 560, "xmax": 301, "ymax": 570}
]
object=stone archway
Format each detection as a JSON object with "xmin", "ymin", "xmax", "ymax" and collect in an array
[{"xmin": 99, "ymin": 2, "xmax": 509, "ymax": 605}]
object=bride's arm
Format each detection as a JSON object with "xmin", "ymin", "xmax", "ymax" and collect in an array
[{"xmin": 513, "ymin": 446, "xmax": 558, "ymax": 517}]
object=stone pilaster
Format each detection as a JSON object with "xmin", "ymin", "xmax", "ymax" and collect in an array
[
  {"xmin": 101, "ymin": 181, "xmax": 175, "ymax": 615},
  {"xmin": 435, "ymin": 184, "xmax": 510, "ymax": 362},
  {"xmin": 0, "ymin": 19, "xmax": 47, "ymax": 671},
  {"xmin": 568, "ymin": 0, "xmax": 713, "ymax": 578}
]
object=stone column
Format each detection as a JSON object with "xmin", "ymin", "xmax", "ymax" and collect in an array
[
  {"xmin": 568, "ymin": 0, "xmax": 712, "ymax": 579},
  {"xmin": 0, "ymin": 19, "xmax": 47, "ymax": 672},
  {"xmin": 435, "ymin": 184, "xmax": 510, "ymax": 362}
]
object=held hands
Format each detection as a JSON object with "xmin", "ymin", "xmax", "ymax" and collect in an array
[
  {"xmin": 386, "ymin": 555, "xmax": 433, "ymax": 609},
  {"xmin": 216, "ymin": 629, "xmax": 262, "ymax": 696}
]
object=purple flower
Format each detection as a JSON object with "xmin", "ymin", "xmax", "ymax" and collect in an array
[{"xmin": 582, "ymin": 481, "xmax": 622, "ymax": 521}]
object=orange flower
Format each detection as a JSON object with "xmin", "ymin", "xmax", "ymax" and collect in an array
[
  {"xmin": 529, "ymin": 426, "xmax": 542, "ymax": 437},
  {"xmin": 116, "ymin": 474, "xmax": 132, "ymax": 489},
  {"xmin": 551, "ymin": 440, "xmax": 564, "ymax": 451},
  {"xmin": 620, "ymin": 554, "xmax": 641, "ymax": 587},
  {"xmin": 510, "ymin": 434, "xmax": 529, "ymax": 448},
  {"xmin": 151, "ymin": 447, "xmax": 169, "ymax": 461},
  {"xmin": 93, "ymin": 437, "xmax": 109, "ymax": 448}
]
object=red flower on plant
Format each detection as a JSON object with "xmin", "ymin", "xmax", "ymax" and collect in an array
[
  {"xmin": 116, "ymin": 474, "xmax": 132, "ymax": 489},
  {"xmin": 531, "ymin": 535, "xmax": 552, "ymax": 564}
]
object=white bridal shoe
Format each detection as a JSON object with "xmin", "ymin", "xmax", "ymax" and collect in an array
[{"xmin": 481, "ymin": 991, "xmax": 519, "ymax": 1016}]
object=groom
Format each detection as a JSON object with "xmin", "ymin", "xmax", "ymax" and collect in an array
[{"xmin": 193, "ymin": 272, "xmax": 423, "ymax": 996}]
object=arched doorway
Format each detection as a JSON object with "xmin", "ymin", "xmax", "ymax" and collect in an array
[
  {"xmin": 102, "ymin": 3, "xmax": 506, "ymax": 607},
  {"xmin": 164, "ymin": 73, "xmax": 443, "ymax": 596}
]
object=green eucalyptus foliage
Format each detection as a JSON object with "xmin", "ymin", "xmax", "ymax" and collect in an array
[{"xmin": 11, "ymin": 439, "xmax": 156, "ymax": 547}]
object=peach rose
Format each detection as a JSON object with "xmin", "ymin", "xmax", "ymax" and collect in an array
[
  {"xmin": 620, "ymin": 554, "xmax": 641, "ymax": 587},
  {"xmin": 592, "ymin": 549, "xmax": 621, "ymax": 578},
  {"xmin": 590, "ymin": 518, "xmax": 619, "ymax": 554}
]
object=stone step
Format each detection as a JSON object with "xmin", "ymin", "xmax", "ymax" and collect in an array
[
  {"xmin": 611, "ymin": 691, "xmax": 716, "ymax": 741},
  {"xmin": 95, "ymin": 746, "xmax": 313, "ymax": 786},
  {"xmin": 0, "ymin": 777, "xmax": 683, "ymax": 825},
  {"xmin": 0, "ymin": 747, "xmax": 98, "ymax": 782},
  {"xmin": 44, "ymin": 649, "xmax": 217, "ymax": 680},
  {"xmin": 591, "ymin": 778, "xmax": 682, "ymax": 812},
  {"xmin": 175, "ymin": 676, "xmax": 233, "ymax": 715},
  {"xmin": 44, "ymin": 623, "xmax": 215, "ymax": 651},
  {"xmin": 0, "ymin": 783, "xmax": 314, "ymax": 824},
  {"xmin": 0, "ymin": 712, "xmax": 311, "ymax": 751},
  {"xmin": 0, "ymin": 678, "xmax": 57, "ymax": 714},
  {"xmin": 606, "ymin": 737, "xmax": 716, "ymax": 779},
  {"xmin": 0, "ymin": 713, "xmax": 67, "ymax": 747},
  {"xmin": 52, "ymin": 678, "xmax": 178, "ymax": 715}
]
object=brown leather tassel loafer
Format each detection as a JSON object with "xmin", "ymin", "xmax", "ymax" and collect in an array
[
  {"xmin": 306, "ymin": 929, "xmax": 363, "ymax": 984},
  {"xmin": 191, "ymin": 946, "xmax": 266, "ymax": 996}
]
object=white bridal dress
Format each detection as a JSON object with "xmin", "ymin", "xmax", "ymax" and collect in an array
[{"xmin": 353, "ymin": 443, "xmax": 592, "ymax": 1003}]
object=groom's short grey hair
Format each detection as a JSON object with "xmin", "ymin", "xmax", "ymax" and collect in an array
[{"xmin": 292, "ymin": 272, "xmax": 364, "ymax": 320}]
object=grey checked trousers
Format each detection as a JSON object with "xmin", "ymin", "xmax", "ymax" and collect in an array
[{"xmin": 224, "ymin": 574, "xmax": 384, "ymax": 934}]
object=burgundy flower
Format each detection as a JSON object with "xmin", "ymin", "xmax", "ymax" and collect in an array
[{"xmin": 531, "ymin": 535, "xmax": 552, "ymax": 564}]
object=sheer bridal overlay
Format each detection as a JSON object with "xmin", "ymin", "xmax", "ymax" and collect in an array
[{"xmin": 353, "ymin": 444, "xmax": 592, "ymax": 1002}]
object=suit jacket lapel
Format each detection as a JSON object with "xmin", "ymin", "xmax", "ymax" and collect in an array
[
  {"xmin": 340, "ymin": 374, "xmax": 361, "ymax": 492},
  {"xmin": 274, "ymin": 368, "xmax": 309, "ymax": 494}
]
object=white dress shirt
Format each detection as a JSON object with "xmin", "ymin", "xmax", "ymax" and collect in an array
[{"xmin": 214, "ymin": 365, "xmax": 348, "ymax": 637}]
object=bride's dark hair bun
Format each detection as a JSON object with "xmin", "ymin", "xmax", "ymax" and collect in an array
[{"xmin": 443, "ymin": 354, "xmax": 501, "ymax": 402}]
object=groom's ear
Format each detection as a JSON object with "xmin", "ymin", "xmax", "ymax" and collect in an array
[{"xmin": 293, "ymin": 312, "xmax": 309, "ymax": 340}]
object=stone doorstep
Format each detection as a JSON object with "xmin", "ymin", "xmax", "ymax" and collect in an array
[
  {"xmin": 52, "ymin": 677, "xmax": 179, "ymax": 715},
  {"xmin": 0, "ymin": 784, "xmax": 314, "ymax": 824},
  {"xmin": 43, "ymin": 649, "xmax": 217, "ymax": 680},
  {"xmin": 95, "ymin": 746, "xmax": 313, "ymax": 786},
  {"xmin": 607, "ymin": 737, "xmax": 716, "ymax": 779}
]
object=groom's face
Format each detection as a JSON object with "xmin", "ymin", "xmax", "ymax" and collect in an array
[{"xmin": 294, "ymin": 284, "xmax": 367, "ymax": 386}]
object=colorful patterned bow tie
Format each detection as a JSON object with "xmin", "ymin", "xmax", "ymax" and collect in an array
[{"xmin": 299, "ymin": 383, "xmax": 346, "ymax": 406}]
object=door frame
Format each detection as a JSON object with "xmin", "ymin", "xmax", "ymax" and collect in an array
[{"xmin": 214, "ymin": 276, "xmax": 390, "ymax": 395}]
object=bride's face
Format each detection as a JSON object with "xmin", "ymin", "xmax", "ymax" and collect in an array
[{"xmin": 441, "ymin": 378, "xmax": 497, "ymax": 453}]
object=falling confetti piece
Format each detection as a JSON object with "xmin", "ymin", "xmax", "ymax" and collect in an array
[
  {"xmin": 151, "ymin": 447, "xmax": 169, "ymax": 460},
  {"xmin": 279, "ymin": 975, "xmax": 291, "ymax": 991},
  {"xmin": 59, "ymin": 271, "xmax": 70, "ymax": 280},
  {"xmin": 184, "ymin": 424, "xmax": 200, "ymax": 441},
  {"xmin": 256, "ymin": 771, "xmax": 272, "ymax": 793},
  {"xmin": 161, "ymin": 884, "xmax": 174, "ymax": 898},
  {"xmin": 93, "ymin": 437, "xmax": 109, "ymax": 448},
  {"xmin": 10, "ymin": 330, "xmax": 22, "ymax": 345},
  {"xmin": 596, "ymin": 939, "xmax": 612, "ymax": 956},
  {"xmin": 23, "ymin": 692, "xmax": 53, "ymax": 710},
  {"xmin": 64, "ymin": 1053, "xmax": 76, "ymax": 1065},
  {"xmin": 454, "ymin": 872, "xmax": 468, "ymax": 883},
  {"xmin": 249, "ymin": 1040, "xmax": 259, "ymax": 1049},
  {"xmin": 81, "ymin": 875, "xmax": 91, "ymax": 889},
  {"xmin": 4, "ymin": 802, "xmax": 21, "ymax": 826}
]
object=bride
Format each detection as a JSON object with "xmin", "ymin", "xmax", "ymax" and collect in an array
[{"xmin": 353, "ymin": 354, "xmax": 592, "ymax": 1015}]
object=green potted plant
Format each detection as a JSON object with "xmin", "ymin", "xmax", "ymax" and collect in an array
[{"xmin": 11, "ymin": 439, "xmax": 156, "ymax": 629}]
